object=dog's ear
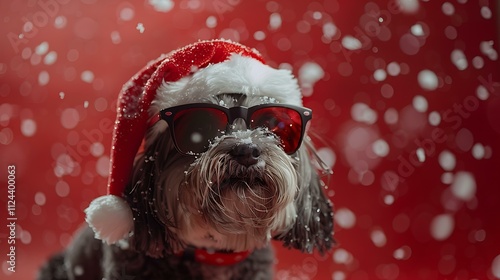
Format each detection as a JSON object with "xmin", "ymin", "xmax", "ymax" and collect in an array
[
  {"xmin": 274, "ymin": 139, "xmax": 335, "ymax": 255},
  {"xmin": 125, "ymin": 128, "xmax": 181, "ymax": 258}
]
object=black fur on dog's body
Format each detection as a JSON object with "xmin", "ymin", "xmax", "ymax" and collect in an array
[
  {"xmin": 38, "ymin": 225, "xmax": 275, "ymax": 280},
  {"xmin": 39, "ymin": 92, "xmax": 333, "ymax": 279}
]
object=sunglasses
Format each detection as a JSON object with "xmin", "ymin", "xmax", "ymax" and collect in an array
[{"xmin": 152, "ymin": 103, "xmax": 312, "ymax": 155}]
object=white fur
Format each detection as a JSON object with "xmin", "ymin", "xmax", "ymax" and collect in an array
[
  {"xmin": 84, "ymin": 195, "xmax": 133, "ymax": 244},
  {"xmin": 150, "ymin": 54, "xmax": 302, "ymax": 118}
]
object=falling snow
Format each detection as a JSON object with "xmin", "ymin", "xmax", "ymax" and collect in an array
[
  {"xmin": 492, "ymin": 255, "xmax": 500, "ymax": 278},
  {"xmin": 351, "ymin": 103, "xmax": 378, "ymax": 125},
  {"xmin": 438, "ymin": 150, "xmax": 456, "ymax": 171},
  {"xmin": 480, "ymin": 41, "xmax": 498, "ymax": 61},
  {"xmin": 472, "ymin": 143, "xmax": 485, "ymax": 159},
  {"xmin": 38, "ymin": 71, "xmax": 50, "ymax": 86},
  {"xmin": 2, "ymin": 1, "xmax": 499, "ymax": 279},
  {"xmin": 372, "ymin": 139, "xmax": 390, "ymax": 157},
  {"xmin": 412, "ymin": 95, "xmax": 428, "ymax": 112},
  {"xmin": 341, "ymin": 35, "xmax": 362, "ymax": 50},
  {"xmin": 428, "ymin": 111, "xmax": 441, "ymax": 126},
  {"xmin": 450, "ymin": 172, "xmax": 476, "ymax": 201},
  {"xmin": 417, "ymin": 69, "xmax": 438, "ymax": 90},
  {"xmin": 451, "ymin": 49, "xmax": 468, "ymax": 70},
  {"xmin": 334, "ymin": 208, "xmax": 356, "ymax": 229},
  {"xmin": 136, "ymin": 23, "xmax": 145, "ymax": 33},
  {"xmin": 393, "ymin": 246, "xmax": 412, "ymax": 260},
  {"xmin": 21, "ymin": 119, "xmax": 37, "ymax": 137},
  {"xmin": 119, "ymin": 6, "xmax": 134, "ymax": 21},
  {"xmin": 332, "ymin": 248, "xmax": 354, "ymax": 265},
  {"xmin": 60, "ymin": 108, "xmax": 80, "ymax": 129},
  {"xmin": 442, "ymin": 2, "xmax": 455, "ymax": 16},
  {"xmin": 398, "ymin": 0, "xmax": 420, "ymax": 13},
  {"xmin": 430, "ymin": 214, "xmax": 454, "ymax": 241},
  {"xmin": 80, "ymin": 70, "xmax": 95, "ymax": 83},
  {"xmin": 35, "ymin": 41, "xmax": 49, "ymax": 55},
  {"xmin": 370, "ymin": 228, "xmax": 387, "ymax": 247},
  {"xmin": 410, "ymin": 24, "xmax": 424, "ymax": 36},
  {"xmin": 269, "ymin": 13, "xmax": 282, "ymax": 30},
  {"xmin": 298, "ymin": 62, "xmax": 324, "ymax": 96},
  {"xmin": 148, "ymin": 0, "xmax": 175, "ymax": 13},
  {"xmin": 110, "ymin": 31, "xmax": 121, "ymax": 44},
  {"xmin": 44, "ymin": 51, "xmax": 58, "ymax": 65}
]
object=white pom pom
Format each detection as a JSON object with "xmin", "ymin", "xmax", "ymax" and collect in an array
[{"xmin": 84, "ymin": 195, "xmax": 133, "ymax": 244}]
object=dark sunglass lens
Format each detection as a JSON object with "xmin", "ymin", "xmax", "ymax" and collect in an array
[
  {"xmin": 173, "ymin": 108, "xmax": 227, "ymax": 154},
  {"xmin": 251, "ymin": 107, "xmax": 303, "ymax": 154}
]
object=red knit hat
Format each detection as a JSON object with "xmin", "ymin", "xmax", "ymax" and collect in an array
[{"xmin": 84, "ymin": 40, "xmax": 265, "ymax": 244}]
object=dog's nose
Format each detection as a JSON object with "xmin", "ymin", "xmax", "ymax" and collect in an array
[{"xmin": 230, "ymin": 143, "xmax": 261, "ymax": 166}]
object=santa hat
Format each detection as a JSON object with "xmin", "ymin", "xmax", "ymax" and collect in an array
[{"xmin": 84, "ymin": 39, "xmax": 303, "ymax": 244}]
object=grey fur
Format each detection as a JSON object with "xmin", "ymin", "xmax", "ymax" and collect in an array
[{"xmin": 38, "ymin": 94, "xmax": 334, "ymax": 280}]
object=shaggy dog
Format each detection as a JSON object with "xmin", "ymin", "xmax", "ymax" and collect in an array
[{"xmin": 39, "ymin": 40, "xmax": 334, "ymax": 280}]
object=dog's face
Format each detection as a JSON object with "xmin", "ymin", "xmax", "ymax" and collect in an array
[
  {"xmin": 162, "ymin": 94, "xmax": 306, "ymax": 252},
  {"xmin": 126, "ymin": 54, "xmax": 334, "ymax": 257}
]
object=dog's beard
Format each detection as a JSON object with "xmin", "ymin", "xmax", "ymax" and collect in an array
[{"xmin": 173, "ymin": 129, "xmax": 299, "ymax": 252}]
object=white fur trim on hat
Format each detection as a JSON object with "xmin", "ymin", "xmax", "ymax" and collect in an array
[
  {"xmin": 84, "ymin": 195, "xmax": 133, "ymax": 244},
  {"xmin": 150, "ymin": 53, "xmax": 302, "ymax": 116}
]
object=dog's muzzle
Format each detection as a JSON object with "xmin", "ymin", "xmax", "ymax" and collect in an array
[{"xmin": 176, "ymin": 128, "xmax": 299, "ymax": 252}]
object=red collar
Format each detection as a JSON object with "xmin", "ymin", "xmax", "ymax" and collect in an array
[{"xmin": 176, "ymin": 247, "xmax": 251, "ymax": 266}]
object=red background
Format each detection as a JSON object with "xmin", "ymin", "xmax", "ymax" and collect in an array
[{"xmin": 1, "ymin": 0, "xmax": 500, "ymax": 279}]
